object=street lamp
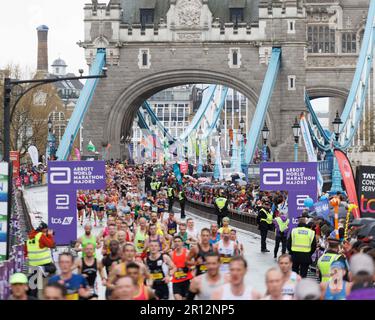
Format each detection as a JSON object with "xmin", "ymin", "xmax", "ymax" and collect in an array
[
  {"xmin": 197, "ymin": 127, "xmax": 204, "ymax": 175},
  {"xmin": 261, "ymin": 122, "xmax": 270, "ymax": 162},
  {"xmin": 3, "ymin": 66, "xmax": 107, "ymax": 163},
  {"xmin": 332, "ymin": 111, "xmax": 343, "ymax": 142},
  {"xmin": 292, "ymin": 117, "xmax": 301, "ymax": 162},
  {"xmin": 330, "ymin": 110, "xmax": 343, "ymax": 194}
]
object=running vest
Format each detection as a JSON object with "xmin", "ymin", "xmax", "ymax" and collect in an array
[
  {"xmin": 167, "ymin": 219, "xmax": 177, "ymax": 236},
  {"xmin": 146, "ymin": 254, "xmax": 166, "ymax": 284},
  {"xmin": 260, "ymin": 208, "xmax": 273, "ymax": 224},
  {"xmin": 172, "ymin": 248, "xmax": 193, "ymax": 283},
  {"xmin": 81, "ymin": 258, "xmax": 98, "ymax": 288},
  {"xmin": 178, "ymin": 232, "xmax": 189, "ymax": 249},
  {"xmin": 81, "ymin": 234, "xmax": 97, "ymax": 258},
  {"xmin": 282, "ymin": 272, "xmax": 299, "ymax": 296},
  {"xmin": 134, "ymin": 228, "xmax": 148, "ymax": 254},
  {"xmin": 133, "ymin": 283, "xmax": 149, "ymax": 300},
  {"xmin": 150, "ymin": 182, "xmax": 157, "ymax": 191},
  {"xmin": 317, "ymin": 253, "xmax": 341, "ymax": 282},
  {"xmin": 196, "ymin": 273, "xmax": 225, "ymax": 300},
  {"xmin": 291, "ymin": 227, "xmax": 315, "ymax": 253},
  {"xmin": 275, "ymin": 217, "xmax": 289, "ymax": 233},
  {"xmin": 196, "ymin": 243, "xmax": 214, "ymax": 275},
  {"xmin": 209, "ymin": 233, "xmax": 221, "ymax": 246},
  {"xmin": 26, "ymin": 232, "xmax": 52, "ymax": 266},
  {"xmin": 324, "ymin": 281, "xmax": 347, "ymax": 300},
  {"xmin": 218, "ymin": 240, "xmax": 235, "ymax": 272},
  {"xmin": 215, "ymin": 197, "xmax": 227, "ymax": 210},
  {"xmin": 221, "ymin": 283, "xmax": 254, "ymax": 300}
]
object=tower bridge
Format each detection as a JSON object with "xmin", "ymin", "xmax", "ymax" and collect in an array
[{"xmin": 55, "ymin": 0, "xmax": 374, "ymax": 165}]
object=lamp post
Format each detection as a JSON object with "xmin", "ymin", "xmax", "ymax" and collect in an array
[
  {"xmin": 330, "ymin": 111, "xmax": 344, "ymax": 194},
  {"xmin": 239, "ymin": 117, "xmax": 247, "ymax": 176},
  {"xmin": 197, "ymin": 127, "xmax": 203, "ymax": 175},
  {"xmin": 261, "ymin": 122, "xmax": 270, "ymax": 162},
  {"xmin": 292, "ymin": 117, "xmax": 301, "ymax": 162},
  {"xmin": 3, "ymin": 69, "xmax": 107, "ymax": 163},
  {"xmin": 46, "ymin": 117, "xmax": 56, "ymax": 161}
]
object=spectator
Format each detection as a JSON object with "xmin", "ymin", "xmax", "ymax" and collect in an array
[
  {"xmin": 346, "ymin": 253, "xmax": 375, "ymax": 300},
  {"xmin": 8, "ymin": 273, "xmax": 38, "ymax": 300}
]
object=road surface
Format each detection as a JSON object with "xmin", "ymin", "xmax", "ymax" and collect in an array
[{"xmin": 23, "ymin": 186, "xmax": 277, "ymax": 298}]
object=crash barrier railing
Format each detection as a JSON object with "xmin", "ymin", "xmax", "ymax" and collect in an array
[{"xmin": 0, "ymin": 186, "xmax": 32, "ymax": 300}]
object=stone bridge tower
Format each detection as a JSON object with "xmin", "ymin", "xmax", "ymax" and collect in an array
[{"xmin": 79, "ymin": 0, "xmax": 372, "ymax": 160}]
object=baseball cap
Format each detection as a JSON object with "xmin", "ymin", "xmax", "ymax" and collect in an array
[
  {"xmin": 350, "ymin": 253, "xmax": 375, "ymax": 276},
  {"xmin": 10, "ymin": 273, "xmax": 28, "ymax": 285},
  {"xmin": 295, "ymin": 279, "xmax": 321, "ymax": 300},
  {"xmin": 121, "ymin": 206, "xmax": 131, "ymax": 214},
  {"xmin": 144, "ymin": 202, "xmax": 151, "ymax": 207},
  {"xmin": 330, "ymin": 260, "xmax": 346, "ymax": 270}
]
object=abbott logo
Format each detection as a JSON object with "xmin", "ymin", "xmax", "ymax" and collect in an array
[
  {"xmin": 56, "ymin": 194, "xmax": 69, "ymax": 206},
  {"xmin": 262, "ymin": 168, "xmax": 283, "ymax": 185},
  {"xmin": 50, "ymin": 167, "xmax": 71, "ymax": 184},
  {"xmin": 296, "ymin": 195, "xmax": 309, "ymax": 207}
]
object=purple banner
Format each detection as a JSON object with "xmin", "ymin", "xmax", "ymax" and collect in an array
[
  {"xmin": 260, "ymin": 162, "xmax": 318, "ymax": 229},
  {"xmin": 48, "ymin": 161, "xmax": 106, "ymax": 245},
  {"xmin": 48, "ymin": 188, "xmax": 77, "ymax": 245},
  {"xmin": 48, "ymin": 161, "xmax": 106, "ymax": 190}
]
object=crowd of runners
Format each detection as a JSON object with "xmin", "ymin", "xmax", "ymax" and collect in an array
[{"xmin": 7, "ymin": 160, "xmax": 375, "ymax": 300}]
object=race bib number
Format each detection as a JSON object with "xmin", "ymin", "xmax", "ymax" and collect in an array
[
  {"xmin": 175, "ymin": 270, "xmax": 187, "ymax": 280},
  {"xmin": 199, "ymin": 264, "xmax": 207, "ymax": 272},
  {"xmin": 150, "ymin": 273, "xmax": 164, "ymax": 280},
  {"xmin": 220, "ymin": 257, "xmax": 232, "ymax": 264}
]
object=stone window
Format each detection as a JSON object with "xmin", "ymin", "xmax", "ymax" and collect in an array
[
  {"xmin": 288, "ymin": 75, "xmax": 296, "ymax": 91},
  {"xmin": 140, "ymin": 9, "xmax": 154, "ymax": 28},
  {"xmin": 342, "ymin": 33, "xmax": 357, "ymax": 53},
  {"xmin": 138, "ymin": 49, "xmax": 151, "ymax": 69},
  {"xmin": 307, "ymin": 25, "xmax": 335, "ymax": 53},
  {"xmin": 287, "ymin": 20, "xmax": 296, "ymax": 34},
  {"xmin": 230, "ymin": 8, "xmax": 244, "ymax": 26},
  {"xmin": 228, "ymin": 48, "xmax": 241, "ymax": 68}
]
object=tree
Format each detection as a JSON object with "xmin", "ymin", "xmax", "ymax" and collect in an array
[{"xmin": 0, "ymin": 64, "xmax": 65, "ymax": 160}]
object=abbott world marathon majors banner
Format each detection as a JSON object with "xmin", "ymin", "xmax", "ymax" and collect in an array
[
  {"xmin": 48, "ymin": 161, "xmax": 106, "ymax": 245},
  {"xmin": 260, "ymin": 162, "xmax": 318, "ymax": 229},
  {"xmin": 356, "ymin": 166, "xmax": 375, "ymax": 218}
]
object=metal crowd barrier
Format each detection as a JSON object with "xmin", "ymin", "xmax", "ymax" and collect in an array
[{"xmin": 0, "ymin": 185, "xmax": 32, "ymax": 300}]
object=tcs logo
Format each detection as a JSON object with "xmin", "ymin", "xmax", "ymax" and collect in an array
[
  {"xmin": 49, "ymin": 167, "xmax": 71, "ymax": 184},
  {"xmin": 262, "ymin": 168, "xmax": 283, "ymax": 185}
]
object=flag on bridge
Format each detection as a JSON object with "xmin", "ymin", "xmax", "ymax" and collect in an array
[{"xmin": 87, "ymin": 141, "xmax": 96, "ymax": 152}]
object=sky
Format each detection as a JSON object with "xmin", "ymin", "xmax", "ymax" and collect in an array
[
  {"xmin": 0, "ymin": 0, "xmax": 329, "ymax": 112},
  {"xmin": 0, "ymin": 0, "xmax": 93, "ymax": 76}
]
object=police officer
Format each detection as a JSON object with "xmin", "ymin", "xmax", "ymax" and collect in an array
[
  {"xmin": 150, "ymin": 178, "xmax": 158, "ymax": 198},
  {"xmin": 317, "ymin": 238, "xmax": 348, "ymax": 283},
  {"xmin": 178, "ymin": 187, "xmax": 186, "ymax": 219},
  {"xmin": 26, "ymin": 222, "xmax": 56, "ymax": 297},
  {"xmin": 287, "ymin": 218, "xmax": 316, "ymax": 278},
  {"xmin": 213, "ymin": 191, "xmax": 228, "ymax": 227},
  {"xmin": 257, "ymin": 200, "xmax": 273, "ymax": 253},
  {"xmin": 273, "ymin": 214, "xmax": 290, "ymax": 259},
  {"xmin": 167, "ymin": 184, "xmax": 175, "ymax": 212}
]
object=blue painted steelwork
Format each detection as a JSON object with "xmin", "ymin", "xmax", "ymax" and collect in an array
[
  {"xmin": 306, "ymin": 0, "xmax": 375, "ymax": 151},
  {"xmin": 56, "ymin": 49, "xmax": 106, "ymax": 160},
  {"xmin": 245, "ymin": 48, "xmax": 281, "ymax": 164},
  {"xmin": 201, "ymin": 87, "xmax": 229, "ymax": 139},
  {"xmin": 179, "ymin": 84, "xmax": 217, "ymax": 142},
  {"xmin": 142, "ymin": 101, "xmax": 175, "ymax": 143},
  {"xmin": 339, "ymin": 0, "xmax": 375, "ymax": 148}
]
